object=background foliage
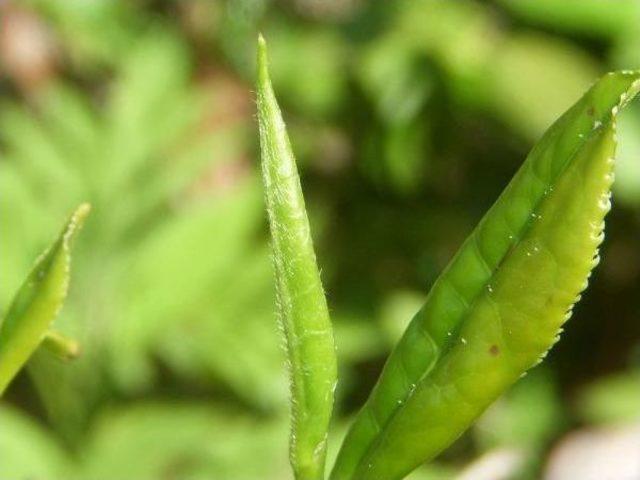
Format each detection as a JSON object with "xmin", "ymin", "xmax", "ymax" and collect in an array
[{"xmin": 1, "ymin": 1, "xmax": 639, "ymax": 479}]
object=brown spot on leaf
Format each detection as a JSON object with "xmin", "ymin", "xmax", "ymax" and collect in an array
[
  {"xmin": 587, "ymin": 106, "xmax": 595, "ymax": 117},
  {"xmin": 489, "ymin": 344, "xmax": 500, "ymax": 356}
]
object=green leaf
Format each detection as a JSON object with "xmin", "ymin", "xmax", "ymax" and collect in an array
[
  {"xmin": 0, "ymin": 203, "xmax": 89, "ymax": 395},
  {"xmin": 256, "ymin": 35, "xmax": 338, "ymax": 480},
  {"xmin": 331, "ymin": 72, "xmax": 640, "ymax": 480}
]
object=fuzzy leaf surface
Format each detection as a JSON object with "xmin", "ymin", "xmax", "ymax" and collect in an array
[{"xmin": 256, "ymin": 36, "xmax": 338, "ymax": 480}]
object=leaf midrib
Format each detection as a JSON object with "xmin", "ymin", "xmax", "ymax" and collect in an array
[{"xmin": 352, "ymin": 111, "xmax": 615, "ymax": 478}]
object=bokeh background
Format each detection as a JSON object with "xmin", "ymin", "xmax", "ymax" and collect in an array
[{"xmin": 1, "ymin": 1, "xmax": 640, "ymax": 479}]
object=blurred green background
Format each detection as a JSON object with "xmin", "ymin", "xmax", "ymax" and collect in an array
[{"xmin": 1, "ymin": 1, "xmax": 640, "ymax": 479}]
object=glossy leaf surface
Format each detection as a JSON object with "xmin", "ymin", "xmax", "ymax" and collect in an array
[
  {"xmin": 331, "ymin": 72, "xmax": 640, "ymax": 480},
  {"xmin": 0, "ymin": 204, "xmax": 89, "ymax": 395},
  {"xmin": 256, "ymin": 36, "xmax": 337, "ymax": 480}
]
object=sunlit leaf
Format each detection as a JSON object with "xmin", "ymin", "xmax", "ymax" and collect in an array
[{"xmin": 331, "ymin": 72, "xmax": 640, "ymax": 480}]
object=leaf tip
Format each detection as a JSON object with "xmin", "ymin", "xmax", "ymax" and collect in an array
[
  {"xmin": 63, "ymin": 202, "xmax": 91, "ymax": 249},
  {"xmin": 74, "ymin": 202, "xmax": 92, "ymax": 226},
  {"xmin": 257, "ymin": 32, "xmax": 267, "ymax": 50},
  {"xmin": 257, "ymin": 34, "xmax": 270, "ymax": 88}
]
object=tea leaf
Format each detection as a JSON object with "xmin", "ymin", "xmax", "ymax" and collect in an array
[
  {"xmin": 331, "ymin": 72, "xmax": 640, "ymax": 480},
  {"xmin": 256, "ymin": 35, "xmax": 338, "ymax": 480},
  {"xmin": 0, "ymin": 203, "xmax": 89, "ymax": 394}
]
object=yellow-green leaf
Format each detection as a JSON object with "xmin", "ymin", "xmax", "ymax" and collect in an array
[{"xmin": 0, "ymin": 203, "xmax": 90, "ymax": 395}]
